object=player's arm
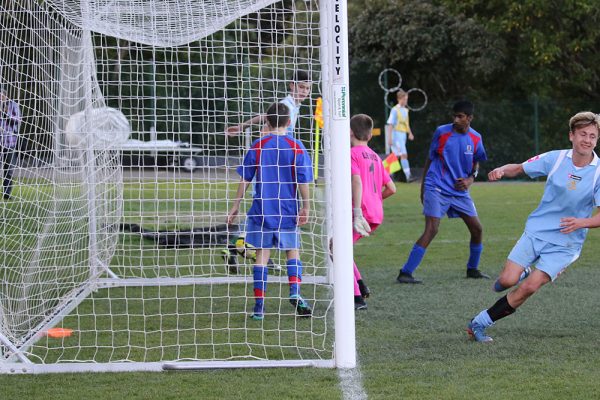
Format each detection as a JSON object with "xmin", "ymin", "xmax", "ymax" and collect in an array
[
  {"xmin": 382, "ymin": 180, "xmax": 396, "ymax": 200},
  {"xmin": 455, "ymin": 162, "xmax": 481, "ymax": 191},
  {"xmin": 351, "ymin": 174, "xmax": 363, "ymax": 209},
  {"xmin": 385, "ymin": 124, "xmax": 393, "ymax": 147},
  {"xmin": 420, "ymin": 156, "xmax": 432, "ymax": 204},
  {"xmin": 227, "ymin": 178, "xmax": 251, "ymax": 224},
  {"xmin": 560, "ymin": 207, "xmax": 600, "ymax": 234},
  {"xmin": 226, "ymin": 114, "xmax": 265, "ymax": 136},
  {"xmin": 488, "ymin": 163, "xmax": 525, "ymax": 181},
  {"xmin": 351, "ymin": 174, "xmax": 371, "ymax": 236},
  {"xmin": 407, "ymin": 114, "xmax": 414, "ymax": 141},
  {"xmin": 297, "ymin": 183, "xmax": 310, "ymax": 226}
]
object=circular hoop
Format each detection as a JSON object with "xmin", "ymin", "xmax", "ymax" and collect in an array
[
  {"xmin": 384, "ymin": 91, "xmax": 396, "ymax": 110},
  {"xmin": 406, "ymin": 88, "xmax": 428, "ymax": 111},
  {"xmin": 378, "ymin": 68, "xmax": 402, "ymax": 93}
]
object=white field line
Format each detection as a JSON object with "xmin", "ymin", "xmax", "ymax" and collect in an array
[{"xmin": 338, "ymin": 364, "xmax": 368, "ymax": 400}]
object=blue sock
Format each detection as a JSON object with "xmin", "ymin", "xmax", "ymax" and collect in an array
[
  {"xmin": 401, "ymin": 244, "xmax": 426, "ymax": 275},
  {"xmin": 287, "ymin": 259, "xmax": 302, "ymax": 297},
  {"xmin": 467, "ymin": 243, "xmax": 483, "ymax": 270},
  {"xmin": 473, "ymin": 309, "xmax": 493, "ymax": 327},
  {"xmin": 253, "ymin": 265, "xmax": 268, "ymax": 312}
]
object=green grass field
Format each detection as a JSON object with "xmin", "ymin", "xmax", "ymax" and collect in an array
[{"xmin": 3, "ymin": 182, "xmax": 600, "ymax": 399}]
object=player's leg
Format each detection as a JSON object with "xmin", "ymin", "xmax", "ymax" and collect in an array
[
  {"xmin": 492, "ymin": 234, "xmax": 539, "ymax": 291},
  {"xmin": 1, "ymin": 148, "xmax": 14, "ymax": 199},
  {"xmin": 246, "ymin": 222, "xmax": 272, "ymax": 320},
  {"xmin": 468, "ymin": 242, "xmax": 574, "ymax": 342},
  {"xmin": 468, "ymin": 269, "xmax": 550, "ymax": 342},
  {"xmin": 397, "ymin": 215, "xmax": 440, "ymax": 284},
  {"xmin": 352, "ymin": 228, "xmax": 370, "ymax": 309},
  {"xmin": 492, "ymin": 259, "xmax": 530, "ymax": 292},
  {"xmin": 397, "ymin": 133, "xmax": 411, "ymax": 181},
  {"xmin": 251, "ymin": 248, "xmax": 271, "ymax": 320},
  {"xmin": 398, "ymin": 189, "xmax": 448, "ymax": 284},
  {"xmin": 282, "ymin": 229, "xmax": 312, "ymax": 317},
  {"xmin": 459, "ymin": 214, "xmax": 489, "ymax": 279}
]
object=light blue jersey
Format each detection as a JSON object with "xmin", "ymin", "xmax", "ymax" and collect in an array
[
  {"xmin": 280, "ymin": 95, "xmax": 300, "ymax": 137},
  {"xmin": 522, "ymin": 149, "xmax": 600, "ymax": 247}
]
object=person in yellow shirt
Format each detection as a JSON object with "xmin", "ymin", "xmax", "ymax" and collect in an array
[{"xmin": 386, "ymin": 89, "xmax": 415, "ymax": 181}]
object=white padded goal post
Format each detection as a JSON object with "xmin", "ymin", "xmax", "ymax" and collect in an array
[{"xmin": 0, "ymin": 0, "xmax": 355, "ymax": 373}]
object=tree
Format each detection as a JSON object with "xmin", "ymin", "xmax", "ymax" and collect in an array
[
  {"xmin": 349, "ymin": 0, "xmax": 506, "ymax": 100},
  {"xmin": 436, "ymin": 0, "xmax": 600, "ymax": 99}
]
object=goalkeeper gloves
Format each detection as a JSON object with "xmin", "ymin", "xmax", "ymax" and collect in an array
[{"xmin": 353, "ymin": 208, "xmax": 371, "ymax": 237}]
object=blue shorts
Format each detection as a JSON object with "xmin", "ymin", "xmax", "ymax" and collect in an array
[
  {"xmin": 422, "ymin": 188, "xmax": 477, "ymax": 218},
  {"xmin": 508, "ymin": 232, "xmax": 581, "ymax": 281},
  {"xmin": 245, "ymin": 220, "xmax": 300, "ymax": 250},
  {"xmin": 391, "ymin": 131, "xmax": 408, "ymax": 156}
]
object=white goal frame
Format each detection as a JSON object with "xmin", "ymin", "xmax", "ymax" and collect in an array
[{"xmin": 0, "ymin": 0, "xmax": 355, "ymax": 374}]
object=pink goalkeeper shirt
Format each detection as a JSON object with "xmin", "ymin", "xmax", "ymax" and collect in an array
[{"xmin": 351, "ymin": 145, "xmax": 391, "ymax": 225}]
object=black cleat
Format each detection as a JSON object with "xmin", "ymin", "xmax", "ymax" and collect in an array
[
  {"xmin": 289, "ymin": 295, "xmax": 312, "ymax": 317},
  {"xmin": 466, "ymin": 269, "xmax": 490, "ymax": 279},
  {"xmin": 357, "ymin": 279, "xmax": 371, "ymax": 298},
  {"xmin": 396, "ymin": 271, "xmax": 423, "ymax": 284},
  {"xmin": 354, "ymin": 295, "xmax": 368, "ymax": 310}
]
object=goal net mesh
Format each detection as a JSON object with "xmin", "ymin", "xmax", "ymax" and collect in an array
[{"xmin": 0, "ymin": 0, "xmax": 334, "ymax": 370}]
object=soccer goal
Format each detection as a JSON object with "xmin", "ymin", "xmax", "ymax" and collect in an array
[{"xmin": 0, "ymin": 0, "xmax": 355, "ymax": 373}]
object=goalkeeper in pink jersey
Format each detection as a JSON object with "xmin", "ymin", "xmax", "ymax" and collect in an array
[{"xmin": 350, "ymin": 114, "xmax": 397, "ymax": 310}]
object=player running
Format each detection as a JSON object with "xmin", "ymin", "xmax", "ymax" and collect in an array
[{"xmin": 468, "ymin": 111, "xmax": 600, "ymax": 342}]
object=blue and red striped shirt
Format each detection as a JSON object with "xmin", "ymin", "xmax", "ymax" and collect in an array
[
  {"xmin": 237, "ymin": 133, "xmax": 313, "ymax": 229},
  {"xmin": 424, "ymin": 123, "xmax": 487, "ymax": 196}
]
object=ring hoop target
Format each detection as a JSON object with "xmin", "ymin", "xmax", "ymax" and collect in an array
[
  {"xmin": 378, "ymin": 68, "xmax": 402, "ymax": 93},
  {"xmin": 406, "ymin": 88, "xmax": 428, "ymax": 111}
]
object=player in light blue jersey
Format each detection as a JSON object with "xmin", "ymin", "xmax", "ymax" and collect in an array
[
  {"xmin": 397, "ymin": 100, "xmax": 489, "ymax": 284},
  {"xmin": 226, "ymin": 70, "xmax": 311, "ymax": 138},
  {"xmin": 468, "ymin": 111, "xmax": 600, "ymax": 342}
]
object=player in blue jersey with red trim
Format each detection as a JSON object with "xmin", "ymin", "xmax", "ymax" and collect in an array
[
  {"xmin": 397, "ymin": 100, "xmax": 490, "ymax": 284},
  {"xmin": 227, "ymin": 102, "xmax": 313, "ymax": 320},
  {"xmin": 468, "ymin": 111, "xmax": 600, "ymax": 342}
]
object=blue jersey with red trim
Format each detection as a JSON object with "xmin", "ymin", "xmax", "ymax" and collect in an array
[
  {"xmin": 424, "ymin": 123, "xmax": 487, "ymax": 196},
  {"xmin": 237, "ymin": 133, "xmax": 313, "ymax": 229}
]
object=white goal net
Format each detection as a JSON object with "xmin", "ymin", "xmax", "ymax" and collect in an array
[{"xmin": 0, "ymin": 0, "xmax": 354, "ymax": 373}]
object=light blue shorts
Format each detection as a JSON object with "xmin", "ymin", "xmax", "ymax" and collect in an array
[
  {"xmin": 245, "ymin": 220, "xmax": 300, "ymax": 250},
  {"xmin": 391, "ymin": 131, "xmax": 408, "ymax": 156},
  {"xmin": 422, "ymin": 188, "xmax": 478, "ymax": 218},
  {"xmin": 508, "ymin": 232, "xmax": 581, "ymax": 281}
]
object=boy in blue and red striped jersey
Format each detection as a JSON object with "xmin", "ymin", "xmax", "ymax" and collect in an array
[
  {"xmin": 227, "ymin": 102, "xmax": 313, "ymax": 320},
  {"xmin": 397, "ymin": 100, "xmax": 490, "ymax": 284}
]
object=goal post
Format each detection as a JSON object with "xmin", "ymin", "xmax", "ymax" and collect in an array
[{"xmin": 0, "ymin": 0, "xmax": 355, "ymax": 374}]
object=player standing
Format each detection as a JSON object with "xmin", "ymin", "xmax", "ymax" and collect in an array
[
  {"xmin": 350, "ymin": 114, "xmax": 396, "ymax": 309},
  {"xmin": 226, "ymin": 70, "xmax": 311, "ymax": 138},
  {"xmin": 468, "ymin": 111, "xmax": 600, "ymax": 342},
  {"xmin": 397, "ymin": 100, "xmax": 489, "ymax": 284},
  {"xmin": 386, "ymin": 89, "xmax": 414, "ymax": 182},
  {"xmin": 227, "ymin": 102, "xmax": 313, "ymax": 320}
]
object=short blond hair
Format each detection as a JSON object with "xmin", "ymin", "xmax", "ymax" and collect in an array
[
  {"xmin": 569, "ymin": 111, "xmax": 600, "ymax": 132},
  {"xmin": 396, "ymin": 89, "xmax": 407, "ymax": 100}
]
